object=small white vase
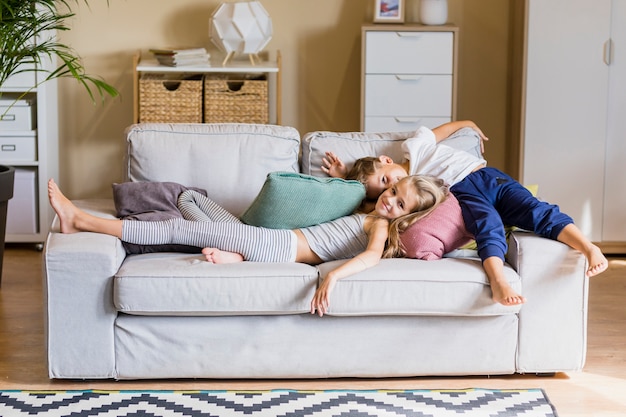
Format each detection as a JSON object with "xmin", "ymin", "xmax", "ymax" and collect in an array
[{"xmin": 420, "ymin": 0, "xmax": 448, "ymax": 25}]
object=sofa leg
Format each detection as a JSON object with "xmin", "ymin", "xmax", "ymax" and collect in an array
[{"xmin": 535, "ymin": 372, "xmax": 556, "ymax": 377}]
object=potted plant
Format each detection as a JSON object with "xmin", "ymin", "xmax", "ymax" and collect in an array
[
  {"xmin": 0, "ymin": 165, "xmax": 14, "ymax": 283},
  {"xmin": 0, "ymin": 0, "xmax": 118, "ymax": 277},
  {"xmin": 0, "ymin": 0, "xmax": 118, "ymax": 103}
]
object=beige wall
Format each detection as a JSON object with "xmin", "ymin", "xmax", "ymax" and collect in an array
[{"xmin": 57, "ymin": 0, "xmax": 513, "ymax": 199}]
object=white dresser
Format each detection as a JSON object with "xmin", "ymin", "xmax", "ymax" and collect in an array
[{"xmin": 360, "ymin": 24, "xmax": 458, "ymax": 132}]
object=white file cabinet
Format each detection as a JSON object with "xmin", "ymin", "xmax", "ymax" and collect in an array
[
  {"xmin": 1, "ymin": 66, "xmax": 58, "ymax": 246},
  {"xmin": 361, "ymin": 24, "xmax": 458, "ymax": 132}
]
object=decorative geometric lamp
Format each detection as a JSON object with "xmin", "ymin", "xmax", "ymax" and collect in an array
[{"xmin": 209, "ymin": 1, "xmax": 273, "ymax": 66}]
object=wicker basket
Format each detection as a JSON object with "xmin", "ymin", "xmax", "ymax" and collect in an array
[
  {"xmin": 204, "ymin": 76, "xmax": 269, "ymax": 124},
  {"xmin": 139, "ymin": 74, "xmax": 203, "ymax": 123}
]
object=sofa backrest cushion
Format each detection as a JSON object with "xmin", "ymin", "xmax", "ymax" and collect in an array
[
  {"xmin": 125, "ymin": 123, "xmax": 300, "ymax": 216},
  {"xmin": 301, "ymin": 127, "xmax": 482, "ymax": 177}
]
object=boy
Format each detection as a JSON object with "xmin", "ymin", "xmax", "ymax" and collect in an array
[{"xmin": 324, "ymin": 121, "xmax": 608, "ymax": 306}]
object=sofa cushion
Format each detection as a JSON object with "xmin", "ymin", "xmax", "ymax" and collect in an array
[
  {"xmin": 301, "ymin": 127, "xmax": 482, "ymax": 177},
  {"xmin": 240, "ymin": 172, "xmax": 366, "ymax": 229},
  {"xmin": 317, "ymin": 257, "xmax": 522, "ymax": 317},
  {"xmin": 125, "ymin": 123, "xmax": 300, "ymax": 217},
  {"xmin": 114, "ymin": 253, "xmax": 319, "ymax": 315},
  {"xmin": 400, "ymin": 193, "xmax": 474, "ymax": 260}
]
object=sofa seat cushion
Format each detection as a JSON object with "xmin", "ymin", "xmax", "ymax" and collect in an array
[
  {"xmin": 318, "ymin": 258, "xmax": 522, "ymax": 317},
  {"xmin": 114, "ymin": 253, "xmax": 318, "ymax": 315}
]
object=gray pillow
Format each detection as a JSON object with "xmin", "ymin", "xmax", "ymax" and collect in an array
[{"xmin": 112, "ymin": 181, "xmax": 207, "ymax": 254}]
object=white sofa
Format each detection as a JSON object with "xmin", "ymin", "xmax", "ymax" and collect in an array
[{"xmin": 44, "ymin": 123, "xmax": 589, "ymax": 380}]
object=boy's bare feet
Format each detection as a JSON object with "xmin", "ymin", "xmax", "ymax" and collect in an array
[
  {"xmin": 202, "ymin": 247, "xmax": 244, "ymax": 264},
  {"xmin": 586, "ymin": 245, "xmax": 608, "ymax": 277},
  {"xmin": 491, "ymin": 281, "xmax": 526, "ymax": 306},
  {"xmin": 48, "ymin": 179, "xmax": 81, "ymax": 234}
]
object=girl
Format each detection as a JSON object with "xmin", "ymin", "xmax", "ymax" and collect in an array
[{"xmin": 48, "ymin": 175, "xmax": 448, "ymax": 317}]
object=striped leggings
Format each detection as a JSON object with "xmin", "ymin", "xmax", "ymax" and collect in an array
[{"xmin": 121, "ymin": 190, "xmax": 297, "ymax": 262}]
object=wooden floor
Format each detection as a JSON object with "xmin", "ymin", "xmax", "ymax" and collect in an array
[{"xmin": 0, "ymin": 243, "xmax": 625, "ymax": 416}]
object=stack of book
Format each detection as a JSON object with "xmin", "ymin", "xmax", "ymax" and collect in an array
[{"xmin": 149, "ymin": 47, "xmax": 211, "ymax": 67}]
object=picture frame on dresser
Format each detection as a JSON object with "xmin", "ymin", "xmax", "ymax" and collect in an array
[{"xmin": 373, "ymin": 0, "xmax": 405, "ymax": 23}]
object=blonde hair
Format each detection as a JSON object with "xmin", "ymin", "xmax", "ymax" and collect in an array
[{"xmin": 382, "ymin": 175, "xmax": 448, "ymax": 258}]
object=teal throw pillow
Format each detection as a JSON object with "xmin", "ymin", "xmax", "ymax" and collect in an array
[{"xmin": 240, "ymin": 172, "xmax": 366, "ymax": 229}]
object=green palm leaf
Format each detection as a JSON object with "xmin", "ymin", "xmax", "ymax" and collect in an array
[{"xmin": 0, "ymin": 0, "xmax": 118, "ymax": 104}]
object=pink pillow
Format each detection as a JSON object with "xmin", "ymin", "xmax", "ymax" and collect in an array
[{"xmin": 400, "ymin": 193, "xmax": 474, "ymax": 260}]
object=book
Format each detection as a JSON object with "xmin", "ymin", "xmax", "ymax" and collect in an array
[
  {"xmin": 150, "ymin": 47, "xmax": 211, "ymax": 67},
  {"xmin": 149, "ymin": 47, "xmax": 208, "ymax": 56}
]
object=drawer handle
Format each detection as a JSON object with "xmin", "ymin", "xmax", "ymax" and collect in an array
[
  {"xmin": 395, "ymin": 75, "xmax": 421, "ymax": 81},
  {"xmin": 394, "ymin": 117, "xmax": 421, "ymax": 124},
  {"xmin": 395, "ymin": 32, "xmax": 422, "ymax": 39},
  {"xmin": 604, "ymin": 39, "xmax": 613, "ymax": 65},
  {"xmin": 0, "ymin": 114, "xmax": 16, "ymax": 122},
  {"xmin": 1, "ymin": 144, "xmax": 16, "ymax": 152}
]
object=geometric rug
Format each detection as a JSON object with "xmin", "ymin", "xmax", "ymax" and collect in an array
[{"xmin": 0, "ymin": 388, "xmax": 558, "ymax": 417}]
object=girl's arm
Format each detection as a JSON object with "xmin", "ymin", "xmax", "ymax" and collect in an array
[{"xmin": 310, "ymin": 217, "xmax": 389, "ymax": 317}]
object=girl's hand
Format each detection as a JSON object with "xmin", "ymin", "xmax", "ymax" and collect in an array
[
  {"xmin": 310, "ymin": 274, "xmax": 337, "ymax": 317},
  {"xmin": 321, "ymin": 151, "xmax": 347, "ymax": 178}
]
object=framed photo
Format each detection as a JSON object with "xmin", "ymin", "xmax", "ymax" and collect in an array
[{"xmin": 373, "ymin": 0, "xmax": 405, "ymax": 23}]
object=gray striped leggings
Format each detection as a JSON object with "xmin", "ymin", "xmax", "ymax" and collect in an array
[{"xmin": 121, "ymin": 190, "xmax": 297, "ymax": 262}]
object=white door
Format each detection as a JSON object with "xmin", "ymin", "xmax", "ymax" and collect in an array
[
  {"xmin": 602, "ymin": 0, "xmax": 626, "ymax": 241},
  {"xmin": 523, "ymin": 0, "xmax": 611, "ymax": 241}
]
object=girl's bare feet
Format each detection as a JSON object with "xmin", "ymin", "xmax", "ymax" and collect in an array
[
  {"xmin": 202, "ymin": 247, "xmax": 244, "ymax": 264},
  {"xmin": 586, "ymin": 245, "xmax": 608, "ymax": 277},
  {"xmin": 47, "ymin": 179, "xmax": 82, "ymax": 234}
]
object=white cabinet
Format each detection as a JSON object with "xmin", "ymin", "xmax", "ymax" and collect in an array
[
  {"xmin": 0, "ymin": 63, "xmax": 58, "ymax": 245},
  {"xmin": 361, "ymin": 24, "xmax": 458, "ymax": 132},
  {"xmin": 521, "ymin": 0, "xmax": 625, "ymax": 251}
]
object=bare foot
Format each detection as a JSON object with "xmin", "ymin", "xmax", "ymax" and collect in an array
[
  {"xmin": 586, "ymin": 245, "xmax": 608, "ymax": 277},
  {"xmin": 47, "ymin": 178, "xmax": 81, "ymax": 234},
  {"xmin": 491, "ymin": 282, "xmax": 526, "ymax": 306},
  {"xmin": 202, "ymin": 247, "xmax": 244, "ymax": 264}
]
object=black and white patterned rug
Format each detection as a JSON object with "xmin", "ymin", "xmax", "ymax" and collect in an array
[{"xmin": 0, "ymin": 388, "xmax": 558, "ymax": 416}]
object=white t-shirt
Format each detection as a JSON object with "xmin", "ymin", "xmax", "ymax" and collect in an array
[{"xmin": 402, "ymin": 126, "xmax": 486, "ymax": 186}]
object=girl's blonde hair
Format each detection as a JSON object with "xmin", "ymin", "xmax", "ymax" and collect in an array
[{"xmin": 383, "ymin": 175, "xmax": 448, "ymax": 258}]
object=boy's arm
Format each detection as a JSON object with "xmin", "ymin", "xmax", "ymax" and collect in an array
[
  {"xmin": 321, "ymin": 151, "xmax": 348, "ymax": 178},
  {"xmin": 432, "ymin": 120, "xmax": 489, "ymax": 152}
]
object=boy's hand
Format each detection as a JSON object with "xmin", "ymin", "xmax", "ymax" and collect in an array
[
  {"xmin": 471, "ymin": 123, "xmax": 489, "ymax": 154},
  {"xmin": 321, "ymin": 151, "xmax": 347, "ymax": 178}
]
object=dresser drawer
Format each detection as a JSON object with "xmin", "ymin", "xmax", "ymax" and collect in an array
[
  {"xmin": 365, "ymin": 31, "xmax": 453, "ymax": 74},
  {"xmin": 364, "ymin": 116, "xmax": 451, "ymax": 133},
  {"xmin": 0, "ymin": 133, "xmax": 37, "ymax": 161},
  {"xmin": 364, "ymin": 74, "xmax": 452, "ymax": 117}
]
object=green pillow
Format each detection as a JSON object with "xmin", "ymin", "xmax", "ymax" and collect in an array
[{"xmin": 240, "ymin": 172, "xmax": 366, "ymax": 229}]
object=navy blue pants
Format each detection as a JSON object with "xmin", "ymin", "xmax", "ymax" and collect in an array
[{"xmin": 450, "ymin": 167, "xmax": 573, "ymax": 262}]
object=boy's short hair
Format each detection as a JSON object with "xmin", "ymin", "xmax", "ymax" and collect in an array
[{"xmin": 346, "ymin": 157, "xmax": 380, "ymax": 186}]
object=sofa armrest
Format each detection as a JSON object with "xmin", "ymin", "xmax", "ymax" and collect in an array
[
  {"xmin": 506, "ymin": 230, "xmax": 589, "ymax": 373},
  {"xmin": 44, "ymin": 199, "xmax": 127, "ymax": 379}
]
